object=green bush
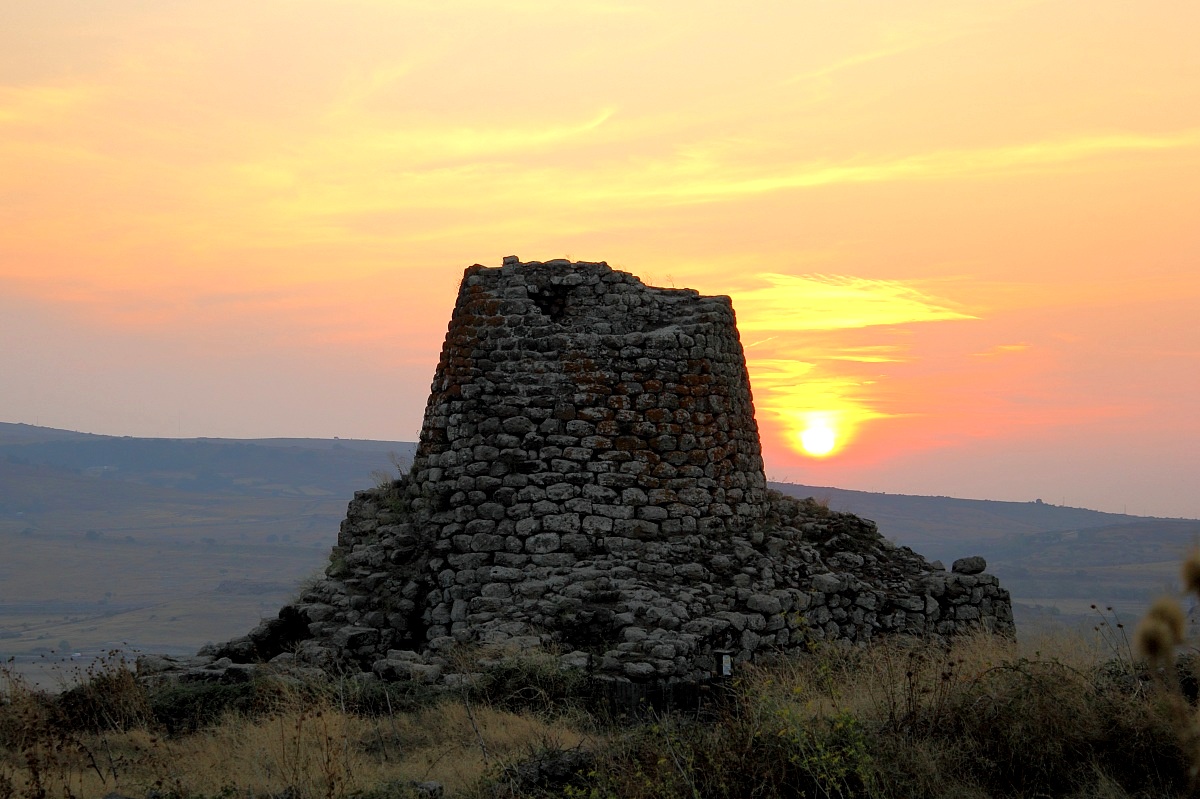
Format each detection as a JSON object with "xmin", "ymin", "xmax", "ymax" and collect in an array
[
  {"xmin": 465, "ymin": 650, "xmax": 591, "ymax": 715},
  {"xmin": 148, "ymin": 681, "xmax": 262, "ymax": 735}
]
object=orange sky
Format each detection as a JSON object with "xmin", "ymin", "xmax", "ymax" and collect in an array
[{"xmin": 3, "ymin": 1, "xmax": 1199, "ymax": 517}]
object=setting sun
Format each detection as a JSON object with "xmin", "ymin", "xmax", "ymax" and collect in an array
[
  {"xmin": 2, "ymin": 0, "xmax": 1200, "ymax": 517},
  {"xmin": 798, "ymin": 415, "xmax": 839, "ymax": 458}
]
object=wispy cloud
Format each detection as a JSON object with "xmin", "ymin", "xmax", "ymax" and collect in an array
[
  {"xmin": 732, "ymin": 274, "xmax": 976, "ymax": 458},
  {"xmin": 782, "ymin": 0, "xmax": 1047, "ymax": 86},
  {"xmin": 974, "ymin": 343, "xmax": 1030, "ymax": 357},
  {"xmin": 308, "ymin": 107, "xmax": 617, "ymax": 166},
  {"xmin": 733, "ymin": 273, "xmax": 975, "ymax": 333},
  {"xmin": 0, "ymin": 84, "xmax": 97, "ymax": 125},
  {"xmin": 352, "ymin": 0, "xmax": 646, "ymax": 14},
  {"xmin": 597, "ymin": 129, "xmax": 1200, "ymax": 206},
  {"xmin": 784, "ymin": 43, "xmax": 923, "ymax": 84}
]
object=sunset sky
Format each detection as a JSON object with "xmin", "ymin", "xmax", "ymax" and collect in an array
[{"xmin": 3, "ymin": 1, "xmax": 1199, "ymax": 518}]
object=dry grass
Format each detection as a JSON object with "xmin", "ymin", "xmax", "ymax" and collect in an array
[
  {"xmin": 5, "ymin": 630, "xmax": 1200, "ymax": 799},
  {"xmin": 543, "ymin": 631, "xmax": 1190, "ymax": 799},
  {"xmin": 144, "ymin": 695, "xmax": 587, "ymax": 798},
  {"xmin": 0, "ymin": 661, "xmax": 592, "ymax": 799}
]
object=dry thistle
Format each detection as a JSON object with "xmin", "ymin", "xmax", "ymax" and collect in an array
[
  {"xmin": 1135, "ymin": 616, "xmax": 1175, "ymax": 667},
  {"xmin": 1147, "ymin": 596, "xmax": 1187, "ymax": 645},
  {"xmin": 1182, "ymin": 548, "xmax": 1200, "ymax": 597}
]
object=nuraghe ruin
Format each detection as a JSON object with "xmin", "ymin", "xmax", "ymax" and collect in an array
[{"xmin": 147, "ymin": 258, "xmax": 1013, "ymax": 685}]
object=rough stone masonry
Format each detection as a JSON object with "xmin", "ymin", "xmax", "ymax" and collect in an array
[{"xmin": 158, "ymin": 258, "xmax": 1012, "ymax": 686}]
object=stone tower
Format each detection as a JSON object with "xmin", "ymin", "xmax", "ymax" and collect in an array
[
  {"xmin": 403, "ymin": 257, "xmax": 774, "ymax": 644},
  {"xmin": 190, "ymin": 258, "xmax": 1012, "ymax": 684}
]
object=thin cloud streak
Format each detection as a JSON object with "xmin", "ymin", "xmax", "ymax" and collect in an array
[
  {"xmin": 591, "ymin": 130, "xmax": 1200, "ymax": 206},
  {"xmin": 734, "ymin": 274, "xmax": 975, "ymax": 332},
  {"xmin": 194, "ymin": 126, "xmax": 1200, "ymax": 240}
]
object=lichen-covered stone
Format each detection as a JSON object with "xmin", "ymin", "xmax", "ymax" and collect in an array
[{"xmin": 952, "ymin": 555, "xmax": 987, "ymax": 575}]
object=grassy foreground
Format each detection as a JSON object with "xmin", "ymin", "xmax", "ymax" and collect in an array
[{"xmin": 2, "ymin": 630, "xmax": 1197, "ymax": 799}]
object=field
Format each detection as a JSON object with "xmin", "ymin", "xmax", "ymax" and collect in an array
[
  {"xmin": 0, "ymin": 429, "xmax": 401, "ymax": 685},
  {"xmin": 5, "ymin": 423, "xmax": 1200, "ymax": 689},
  {"xmin": 3, "ymin": 630, "xmax": 1198, "ymax": 799}
]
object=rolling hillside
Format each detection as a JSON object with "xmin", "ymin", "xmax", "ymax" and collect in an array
[{"xmin": 1, "ymin": 423, "xmax": 1193, "ymax": 676}]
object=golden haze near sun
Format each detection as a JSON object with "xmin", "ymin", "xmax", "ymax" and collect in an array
[
  {"xmin": 1, "ymin": 1, "xmax": 1200, "ymax": 516},
  {"xmin": 799, "ymin": 415, "xmax": 838, "ymax": 459}
]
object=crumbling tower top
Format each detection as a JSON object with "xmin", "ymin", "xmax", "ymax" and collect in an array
[{"xmin": 405, "ymin": 257, "xmax": 772, "ymax": 544}]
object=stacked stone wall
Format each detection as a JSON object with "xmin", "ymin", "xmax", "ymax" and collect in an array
[
  {"xmin": 166, "ymin": 258, "xmax": 1013, "ymax": 687},
  {"xmin": 399, "ymin": 258, "xmax": 773, "ymax": 651}
]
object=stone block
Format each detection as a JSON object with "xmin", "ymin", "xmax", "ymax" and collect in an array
[
  {"xmin": 561, "ymin": 531, "xmax": 595, "ymax": 551},
  {"xmin": 525, "ymin": 532, "xmax": 562, "ymax": 554},
  {"xmin": 543, "ymin": 514, "xmax": 581, "ymax": 533},
  {"xmin": 810, "ymin": 573, "xmax": 843, "ymax": 593},
  {"xmin": 487, "ymin": 566, "xmax": 526, "ymax": 583},
  {"xmin": 952, "ymin": 556, "xmax": 987, "ymax": 575},
  {"xmin": 623, "ymin": 661, "xmax": 656, "ymax": 678},
  {"xmin": 637, "ymin": 505, "xmax": 670, "ymax": 522},
  {"xmin": 592, "ymin": 503, "xmax": 635, "ymax": 520},
  {"xmin": 746, "ymin": 593, "xmax": 782, "ymax": 615},
  {"xmin": 532, "ymin": 553, "xmax": 575, "ymax": 567},
  {"xmin": 480, "ymin": 583, "xmax": 512, "ymax": 599},
  {"xmin": 470, "ymin": 533, "xmax": 507, "ymax": 552}
]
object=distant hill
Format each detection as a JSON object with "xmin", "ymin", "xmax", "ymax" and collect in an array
[
  {"xmin": 772, "ymin": 482, "xmax": 1200, "ymax": 626},
  {"xmin": 1, "ymin": 423, "xmax": 1195, "ymax": 671},
  {"xmin": 0, "ymin": 422, "xmax": 415, "ymax": 500},
  {"xmin": 0, "ymin": 424, "xmax": 413, "ymax": 676},
  {"xmin": 768, "ymin": 482, "xmax": 1144, "ymax": 561}
]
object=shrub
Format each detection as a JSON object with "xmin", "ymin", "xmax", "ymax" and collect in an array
[
  {"xmin": 517, "ymin": 633, "xmax": 1194, "ymax": 799},
  {"xmin": 148, "ymin": 681, "xmax": 263, "ymax": 736},
  {"xmin": 460, "ymin": 647, "xmax": 590, "ymax": 715},
  {"xmin": 54, "ymin": 653, "xmax": 152, "ymax": 735}
]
